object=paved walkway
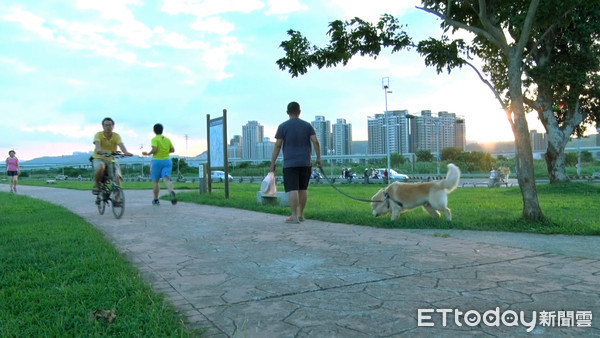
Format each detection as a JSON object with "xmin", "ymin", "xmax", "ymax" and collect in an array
[{"xmin": 17, "ymin": 186, "xmax": 600, "ymax": 337}]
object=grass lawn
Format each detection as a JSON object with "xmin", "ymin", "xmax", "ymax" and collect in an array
[
  {"xmin": 176, "ymin": 181, "xmax": 600, "ymax": 235},
  {"xmin": 6, "ymin": 179, "xmax": 600, "ymax": 235},
  {"xmin": 0, "ymin": 179, "xmax": 597, "ymax": 335},
  {"xmin": 0, "ymin": 193, "xmax": 201, "ymax": 336}
]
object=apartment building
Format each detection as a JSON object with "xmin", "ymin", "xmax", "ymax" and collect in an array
[
  {"xmin": 332, "ymin": 118, "xmax": 352, "ymax": 158},
  {"xmin": 530, "ymin": 130, "xmax": 548, "ymax": 152},
  {"xmin": 311, "ymin": 115, "xmax": 331, "ymax": 156},
  {"xmin": 242, "ymin": 121, "xmax": 264, "ymax": 160},
  {"xmin": 368, "ymin": 110, "xmax": 412, "ymax": 155}
]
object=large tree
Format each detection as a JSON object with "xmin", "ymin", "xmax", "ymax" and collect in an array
[
  {"xmin": 523, "ymin": 3, "xmax": 600, "ymax": 182},
  {"xmin": 277, "ymin": 0, "xmax": 599, "ymax": 220}
]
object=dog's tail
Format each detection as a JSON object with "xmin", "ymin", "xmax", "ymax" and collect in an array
[{"xmin": 441, "ymin": 163, "xmax": 460, "ymax": 192}]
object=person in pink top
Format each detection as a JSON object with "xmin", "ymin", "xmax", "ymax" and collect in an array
[{"xmin": 5, "ymin": 150, "xmax": 20, "ymax": 193}]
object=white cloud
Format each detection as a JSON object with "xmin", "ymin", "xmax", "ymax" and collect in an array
[
  {"xmin": 66, "ymin": 78, "xmax": 85, "ymax": 86},
  {"xmin": 140, "ymin": 60, "xmax": 164, "ymax": 68},
  {"xmin": 328, "ymin": 0, "xmax": 420, "ymax": 21},
  {"xmin": 0, "ymin": 57, "xmax": 37, "ymax": 73},
  {"xmin": 174, "ymin": 65, "xmax": 198, "ymax": 84},
  {"xmin": 389, "ymin": 63, "xmax": 422, "ymax": 79},
  {"xmin": 157, "ymin": 31, "xmax": 210, "ymax": 49},
  {"xmin": 20, "ymin": 118, "xmax": 100, "ymax": 139},
  {"xmin": 111, "ymin": 21, "xmax": 154, "ymax": 48},
  {"xmin": 3, "ymin": 2, "xmax": 244, "ymax": 82},
  {"xmin": 3, "ymin": 8, "xmax": 143, "ymax": 64},
  {"xmin": 2, "ymin": 7, "xmax": 54, "ymax": 40},
  {"xmin": 341, "ymin": 55, "xmax": 390, "ymax": 70},
  {"xmin": 76, "ymin": 0, "xmax": 154, "ymax": 48},
  {"xmin": 161, "ymin": 0, "xmax": 265, "ymax": 17},
  {"xmin": 190, "ymin": 16, "xmax": 235, "ymax": 35},
  {"xmin": 54, "ymin": 21, "xmax": 111, "ymax": 49},
  {"xmin": 76, "ymin": 0, "xmax": 140, "ymax": 23},
  {"xmin": 264, "ymin": 0, "xmax": 308, "ymax": 15},
  {"xmin": 201, "ymin": 48, "xmax": 235, "ymax": 80},
  {"xmin": 114, "ymin": 51, "xmax": 138, "ymax": 63},
  {"xmin": 338, "ymin": 54, "xmax": 422, "ymax": 79}
]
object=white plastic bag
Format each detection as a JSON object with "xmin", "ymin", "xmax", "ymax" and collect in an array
[{"xmin": 261, "ymin": 172, "xmax": 277, "ymax": 195}]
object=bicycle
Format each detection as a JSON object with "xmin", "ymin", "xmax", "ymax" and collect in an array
[{"xmin": 94, "ymin": 152, "xmax": 130, "ymax": 219}]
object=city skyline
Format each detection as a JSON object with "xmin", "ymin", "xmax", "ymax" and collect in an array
[
  {"xmin": 13, "ymin": 109, "xmax": 600, "ymax": 163},
  {"xmin": 230, "ymin": 109, "xmax": 464, "ymax": 162}
]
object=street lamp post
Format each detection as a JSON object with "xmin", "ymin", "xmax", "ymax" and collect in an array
[
  {"xmin": 436, "ymin": 119, "xmax": 441, "ymax": 175},
  {"xmin": 328, "ymin": 149, "xmax": 335, "ymax": 178},
  {"xmin": 382, "ymin": 77, "xmax": 392, "ymax": 182},
  {"xmin": 577, "ymin": 137, "xmax": 581, "ymax": 177},
  {"xmin": 140, "ymin": 144, "xmax": 144, "ymax": 178}
]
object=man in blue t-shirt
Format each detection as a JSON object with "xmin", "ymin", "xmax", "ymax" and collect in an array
[{"xmin": 270, "ymin": 101, "xmax": 322, "ymax": 224}]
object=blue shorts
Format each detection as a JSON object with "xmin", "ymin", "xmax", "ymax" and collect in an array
[{"xmin": 150, "ymin": 159, "xmax": 172, "ymax": 181}]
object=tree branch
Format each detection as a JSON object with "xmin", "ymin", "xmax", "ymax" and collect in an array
[
  {"xmin": 463, "ymin": 59, "xmax": 515, "ymax": 132},
  {"xmin": 475, "ymin": 0, "xmax": 510, "ymax": 52},
  {"xmin": 515, "ymin": 0, "xmax": 540, "ymax": 54},
  {"xmin": 416, "ymin": 5, "xmax": 502, "ymax": 47}
]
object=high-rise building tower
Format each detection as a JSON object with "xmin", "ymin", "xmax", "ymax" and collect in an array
[
  {"xmin": 311, "ymin": 115, "xmax": 330, "ymax": 156},
  {"xmin": 409, "ymin": 110, "xmax": 465, "ymax": 153},
  {"xmin": 368, "ymin": 110, "xmax": 411, "ymax": 155},
  {"xmin": 332, "ymin": 118, "xmax": 352, "ymax": 159},
  {"xmin": 530, "ymin": 130, "xmax": 547, "ymax": 152},
  {"xmin": 368, "ymin": 114, "xmax": 386, "ymax": 155},
  {"xmin": 388, "ymin": 110, "xmax": 411, "ymax": 154},
  {"xmin": 242, "ymin": 121, "xmax": 264, "ymax": 160},
  {"xmin": 455, "ymin": 118, "xmax": 466, "ymax": 150},
  {"xmin": 229, "ymin": 135, "xmax": 243, "ymax": 159},
  {"xmin": 410, "ymin": 110, "xmax": 436, "ymax": 153},
  {"xmin": 438, "ymin": 111, "xmax": 457, "ymax": 150},
  {"xmin": 257, "ymin": 137, "xmax": 275, "ymax": 160}
]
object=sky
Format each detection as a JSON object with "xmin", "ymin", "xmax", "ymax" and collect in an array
[{"xmin": 0, "ymin": 0, "xmax": 546, "ymax": 161}]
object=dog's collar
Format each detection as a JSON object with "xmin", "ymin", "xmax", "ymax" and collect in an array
[{"xmin": 383, "ymin": 190, "xmax": 403, "ymax": 208}]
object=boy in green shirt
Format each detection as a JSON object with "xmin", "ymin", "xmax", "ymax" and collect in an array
[{"xmin": 142, "ymin": 123, "xmax": 177, "ymax": 205}]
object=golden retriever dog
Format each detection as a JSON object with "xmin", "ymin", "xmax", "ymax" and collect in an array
[{"xmin": 371, "ymin": 164, "xmax": 460, "ymax": 220}]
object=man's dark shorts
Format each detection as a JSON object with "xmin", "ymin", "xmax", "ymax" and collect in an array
[{"xmin": 283, "ymin": 166, "xmax": 311, "ymax": 192}]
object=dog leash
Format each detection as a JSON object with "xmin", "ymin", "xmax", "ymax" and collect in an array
[{"xmin": 317, "ymin": 166, "xmax": 403, "ymax": 207}]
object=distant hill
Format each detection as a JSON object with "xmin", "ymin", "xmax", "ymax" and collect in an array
[
  {"xmin": 15, "ymin": 134, "xmax": 599, "ymax": 168},
  {"xmin": 466, "ymin": 134, "xmax": 599, "ymax": 154},
  {"xmin": 22, "ymin": 152, "xmax": 96, "ymax": 166}
]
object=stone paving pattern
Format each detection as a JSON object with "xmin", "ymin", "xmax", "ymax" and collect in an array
[{"xmin": 19, "ymin": 187, "xmax": 600, "ymax": 337}]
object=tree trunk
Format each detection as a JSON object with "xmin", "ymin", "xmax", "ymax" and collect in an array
[
  {"xmin": 544, "ymin": 130, "xmax": 570, "ymax": 183},
  {"xmin": 513, "ymin": 108, "xmax": 544, "ymax": 220},
  {"xmin": 507, "ymin": 53, "xmax": 544, "ymax": 221},
  {"xmin": 538, "ymin": 103, "xmax": 584, "ymax": 183}
]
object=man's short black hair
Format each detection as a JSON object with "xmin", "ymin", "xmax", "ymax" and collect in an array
[
  {"xmin": 287, "ymin": 101, "xmax": 300, "ymax": 114},
  {"xmin": 102, "ymin": 117, "xmax": 114, "ymax": 125},
  {"xmin": 153, "ymin": 123, "xmax": 163, "ymax": 134}
]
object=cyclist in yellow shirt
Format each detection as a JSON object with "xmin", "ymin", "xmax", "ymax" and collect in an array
[
  {"xmin": 92, "ymin": 117, "xmax": 132, "ymax": 195},
  {"xmin": 142, "ymin": 123, "xmax": 177, "ymax": 205}
]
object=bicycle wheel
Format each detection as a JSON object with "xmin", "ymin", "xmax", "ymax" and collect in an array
[
  {"xmin": 111, "ymin": 186, "xmax": 125, "ymax": 219},
  {"xmin": 96, "ymin": 195, "xmax": 106, "ymax": 215}
]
